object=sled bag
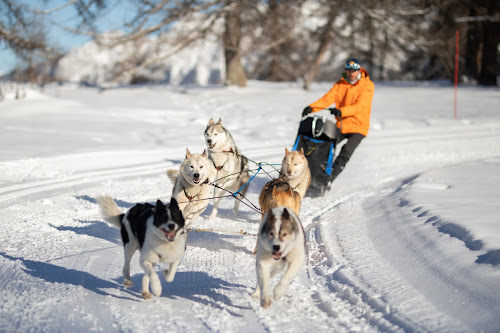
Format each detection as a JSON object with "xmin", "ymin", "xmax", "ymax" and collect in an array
[
  {"xmin": 297, "ymin": 115, "xmax": 338, "ymax": 141},
  {"xmin": 292, "ymin": 134, "xmax": 335, "ymax": 197}
]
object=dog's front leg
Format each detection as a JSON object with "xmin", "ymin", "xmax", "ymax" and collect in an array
[
  {"xmin": 273, "ymin": 257, "xmax": 304, "ymax": 301},
  {"xmin": 208, "ymin": 187, "xmax": 223, "ymax": 219},
  {"xmin": 141, "ymin": 261, "xmax": 162, "ymax": 298},
  {"xmin": 163, "ymin": 260, "xmax": 180, "ymax": 282},
  {"xmin": 256, "ymin": 261, "xmax": 272, "ymax": 308}
]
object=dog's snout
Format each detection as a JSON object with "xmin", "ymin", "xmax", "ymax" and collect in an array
[
  {"xmin": 168, "ymin": 223, "xmax": 175, "ymax": 230},
  {"xmin": 273, "ymin": 245, "xmax": 280, "ymax": 252},
  {"xmin": 193, "ymin": 173, "xmax": 200, "ymax": 179},
  {"xmin": 207, "ymin": 139, "xmax": 212, "ymax": 144}
]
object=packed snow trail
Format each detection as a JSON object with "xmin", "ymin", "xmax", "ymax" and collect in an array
[{"xmin": 0, "ymin": 82, "xmax": 499, "ymax": 332}]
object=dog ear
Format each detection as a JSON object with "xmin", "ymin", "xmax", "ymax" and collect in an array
[
  {"xmin": 272, "ymin": 185, "xmax": 278, "ymax": 196},
  {"xmin": 266, "ymin": 208, "xmax": 275, "ymax": 223},
  {"xmin": 217, "ymin": 117, "xmax": 222, "ymax": 124},
  {"xmin": 201, "ymin": 149, "xmax": 207, "ymax": 157},
  {"xmin": 285, "ymin": 147, "xmax": 290, "ymax": 155},
  {"xmin": 282, "ymin": 207, "xmax": 290, "ymax": 220},
  {"xmin": 186, "ymin": 148, "xmax": 192, "ymax": 158},
  {"xmin": 169, "ymin": 198, "xmax": 184, "ymax": 223},
  {"xmin": 169, "ymin": 197, "xmax": 179, "ymax": 210},
  {"xmin": 207, "ymin": 118, "xmax": 214, "ymax": 126},
  {"xmin": 299, "ymin": 147, "xmax": 304, "ymax": 155}
]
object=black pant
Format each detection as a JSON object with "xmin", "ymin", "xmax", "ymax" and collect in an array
[{"xmin": 330, "ymin": 132, "xmax": 364, "ymax": 182}]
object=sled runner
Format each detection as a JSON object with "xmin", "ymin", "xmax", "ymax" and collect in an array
[{"xmin": 292, "ymin": 110, "xmax": 340, "ymax": 197}]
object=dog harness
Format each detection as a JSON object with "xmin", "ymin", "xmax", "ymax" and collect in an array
[
  {"xmin": 213, "ymin": 147, "xmax": 235, "ymax": 171},
  {"xmin": 183, "ymin": 179, "xmax": 210, "ymax": 201}
]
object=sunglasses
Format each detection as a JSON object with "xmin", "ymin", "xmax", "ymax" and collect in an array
[{"xmin": 345, "ymin": 61, "xmax": 361, "ymax": 70}]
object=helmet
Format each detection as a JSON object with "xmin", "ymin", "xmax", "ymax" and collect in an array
[{"xmin": 345, "ymin": 58, "xmax": 361, "ymax": 70}]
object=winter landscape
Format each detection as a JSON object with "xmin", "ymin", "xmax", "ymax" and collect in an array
[{"xmin": 0, "ymin": 76, "xmax": 499, "ymax": 332}]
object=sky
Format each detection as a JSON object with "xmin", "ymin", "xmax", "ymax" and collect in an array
[{"xmin": 0, "ymin": 0, "xmax": 132, "ymax": 74}]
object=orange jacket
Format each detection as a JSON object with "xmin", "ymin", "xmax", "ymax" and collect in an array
[{"xmin": 309, "ymin": 68, "xmax": 375, "ymax": 136}]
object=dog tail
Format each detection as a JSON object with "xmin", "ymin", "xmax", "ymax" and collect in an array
[
  {"xmin": 166, "ymin": 169, "xmax": 179, "ymax": 184},
  {"xmin": 95, "ymin": 195, "xmax": 123, "ymax": 228}
]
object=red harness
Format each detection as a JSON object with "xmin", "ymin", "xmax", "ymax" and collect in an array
[{"xmin": 213, "ymin": 147, "xmax": 235, "ymax": 171}]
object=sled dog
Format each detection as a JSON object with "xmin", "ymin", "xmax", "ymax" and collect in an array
[
  {"xmin": 252, "ymin": 206, "xmax": 306, "ymax": 308},
  {"xmin": 204, "ymin": 118, "xmax": 250, "ymax": 218},
  {"xmin": 96, "ymin": 196, "xmax": 186, "ymax": 299},
  {"xmin": 259, "ymin": 178, "xmax": 301, "ymax": 218},
  {"xmin": 280, "ymin": 148, "xmax": 311, "ymax": 199},
  {"xmin": 253, "ymin": 178, "xmax": 302, "ymax": 254},
  {"xmin": 167, "ymin": 148, "xmax": 216, "ymax": 226}
]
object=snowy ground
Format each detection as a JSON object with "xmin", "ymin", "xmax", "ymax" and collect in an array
[{"xmin": 0, "ymin": 81, "xmax": 499, "ymax": 332}]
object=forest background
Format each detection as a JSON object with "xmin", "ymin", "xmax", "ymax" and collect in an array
[{"xmin": 0, "ymin": 0, "xmax": 499, "ymax": 90}]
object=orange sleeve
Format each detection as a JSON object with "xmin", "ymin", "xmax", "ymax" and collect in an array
[{"xmin": 308, "ymin": 83, "xmax": 339, "ymax": 113}]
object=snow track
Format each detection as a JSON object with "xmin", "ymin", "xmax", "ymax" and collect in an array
[
  {"xmin": 2, "ymin": 83, "xmax": 499, "ymax": 332},
  {"xmin": 0, "ymin": 150, "xmax": 417, "ymax": 332}
]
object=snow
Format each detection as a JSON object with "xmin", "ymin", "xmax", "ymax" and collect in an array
[{"xmin": 0, "ymin": 80, "xmax": 499, "ymax": 332}]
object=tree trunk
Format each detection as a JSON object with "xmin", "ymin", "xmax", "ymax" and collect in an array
[
  {"xmin": 477, "ymin": 0, "xmax": 499, "ymax": 86},
  {"xmin": 223, "ymin": 1, "xmax": 247, "ymax": 87},
  {"xmin": 478, "ymin": 20, "xmax": 499, "ymax": 86},
  {"xmin": 303, "ymin": 4, "xmax": 336, "ymax": 90}
]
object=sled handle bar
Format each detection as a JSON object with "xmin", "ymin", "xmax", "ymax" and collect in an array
[{"xmin": 301, "ymin": 108, "xmax": 337, "ymax": 121}]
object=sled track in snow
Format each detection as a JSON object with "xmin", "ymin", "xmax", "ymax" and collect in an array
[
  {"xmin": 299, "ymin": 193, "xmax": 427, "ymax": 332},
  {"xmin": 0, "ymin": 149, "xmax": 433, "ymax": 332},
  {"xmin": 0, "ymin": 160, "xmax": 174, "ymax": 207}
]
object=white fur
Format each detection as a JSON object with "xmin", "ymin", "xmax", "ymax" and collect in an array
[
  {"xmin": 204, "ymin": 118, "xmax": 250, "ymax": 219},
  {"xmin": 252, "ymin": 206, "xmax": 306, "ymax": 308},
  {"xmin": 167, "ymin": 148, "xmax": 216, "ymax": 226}
]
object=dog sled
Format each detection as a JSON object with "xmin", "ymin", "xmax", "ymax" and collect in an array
[{"xmin": 292, "ymin": 110, "xmax": 340, "ymax": 197}]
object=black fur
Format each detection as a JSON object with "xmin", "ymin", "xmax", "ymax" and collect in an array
[
  {"xmin": 120, "ymin": 198, "xmax": 184, "ymax": 249},
  {"xmin": 126, "ymin": 203, "xmax": 154, "ymax": 248}
]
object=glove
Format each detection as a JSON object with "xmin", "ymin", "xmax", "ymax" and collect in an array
[
  {"xmin": 302, "ymin": 106, "xmax": 312, "ymax": 117},
  {"xmin": 330, "ymin": 108, "xmax": 342, "ymax": 117}
]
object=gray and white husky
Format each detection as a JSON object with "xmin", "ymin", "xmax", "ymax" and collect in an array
[
  {"xmin": 252, "ymin": 206, "xmax": 306, "ymax": 308},
  {"xmin": 204, "ymin": 118, "xmax": 250, "ymax": 219},
  {"xmin": 167, "ymin": 148, "xmax": 216, "ymax": 226},
  {"xmin": 96, "ymin": 196, "xmax": 186, "ymax": 299}
]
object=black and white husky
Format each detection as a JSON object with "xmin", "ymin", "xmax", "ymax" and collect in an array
[
  {"xmin": 204, "ymin": 118, "xmax": 250, "ymax": 219},
  {"xmin": 252, "ymin": 206, "xmax": 306, "ymax": 308},
  {"xmin": 96, "ymin": 196, "xmax": 186, "ymax": 299}
]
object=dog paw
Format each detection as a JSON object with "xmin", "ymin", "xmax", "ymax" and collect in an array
[
  {"xmin": 260, "ymin": 297, "xmax": 272, "ymax": 309},
  {"xmin": 273, "ymin": 288, "xmax": 285, "ymax": 301},
  {"xmin": 251, "ymin": 289, "xmax": 260, "ymax": 299},
  {"xmin": 163, "ymin": 270, "xmax": 175, "ymax": 282},
  {"xmin": 142, "ymin": 291, "xmax": 152, "ymax": 299},
  {"xmin": 123, "ymin": 278, "xmax": 133, "ymax": 287}
]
